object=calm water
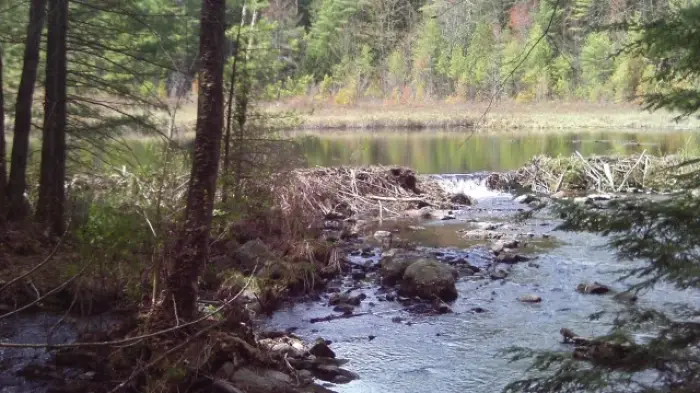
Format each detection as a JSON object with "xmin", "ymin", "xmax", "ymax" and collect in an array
[{"xmin": 291, "ymin": 129, "xmax": 700, "ymax": 173}]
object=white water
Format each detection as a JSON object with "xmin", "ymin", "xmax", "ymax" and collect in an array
[{"xmin": 430, "ymin": 173, "xmax": 512, "ymax": 200}]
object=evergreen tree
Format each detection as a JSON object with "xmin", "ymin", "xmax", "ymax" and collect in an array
[{"xmin": 505, "ymin": 5, "xmax": 700, "ymax": 393}]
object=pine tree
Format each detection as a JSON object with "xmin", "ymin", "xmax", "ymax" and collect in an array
[{"xmin": 505, "ymin": 5, "xmax": 700, "ymax": 393}]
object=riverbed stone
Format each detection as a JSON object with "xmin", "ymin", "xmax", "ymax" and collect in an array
[
  {"xmin": 399, "ymin": 259, "xmax": 458, "ymax": 302},
  {"xmin": 518, "ymin": 294, "xmax": 542, "ymax": 303},
  {"xmin": 461, "ymin": 229, "xmax": 505, "ymax": 240},
  {"xmin": 497, "ymin": 252, "xmax": 529, "ymax": 264},
  {"xmin": 490, "ymin": 239, "xmax": 520, "ymax": 254}
]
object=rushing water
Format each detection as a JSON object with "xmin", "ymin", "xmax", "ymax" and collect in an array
[
  {"xmin": 265, "ymin": 175, "xmax": 700, "ymax": 393},
  {"xmin": 292, "ymin": 129, "xmax": 700, "ymax": 173}
]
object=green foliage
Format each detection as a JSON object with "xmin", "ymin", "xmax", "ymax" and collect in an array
[
  {"xmin": 579, "ymin": 32, "xmax": 615, "ymax": 100},
  {"xmin": 506, "ymin": 4, "xmax": 700, "ymax": 393}
]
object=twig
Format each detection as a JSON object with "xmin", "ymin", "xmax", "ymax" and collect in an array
[
  {"xmin": 0, "ymin": 265, "xmax": 257, "ymax": 349},
  {"xmin": 107, "ymin": 319, "xmax": 221, "ymax": 393}
]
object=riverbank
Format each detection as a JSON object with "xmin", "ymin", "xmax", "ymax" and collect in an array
[{"xmin": 264, "ymin": 101, "xmax": 700, "ymax": 131}]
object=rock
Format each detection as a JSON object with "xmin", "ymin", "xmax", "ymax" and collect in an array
[
  {"xmin": 351, "ymin": 270, "xmax": 366, "ymax": 280},
  {"xmin": 259, "ymin": 336, "xmax": 306, "ymax": 358},
  {"xmin": 440, "ymin": 211, "xmax": 457, "ymax": 220},
  {"xmin": 470, "ymin": 307, "xmax": 487, "ymax": 313},
  {"xmin": 332, "ymin": 304, "xmax": 354, "ymax": 315},
  {"xmin": 233, "ymin": 239, "xmax": 282, "ymax": 275},
  {"xmin": 450, "ymin": 193, "xmax": 473, "ymax": 206},
  {"xmin": 408, "ymin": 225, "xmax": 426, "ymax": 231},
  {"xmin": 514, "ymin": 194, "xmax": 538, "ymax": 204},
  {"xmin": 576, "ymin": 282, "xmax": 610, "ymax": 295},
  {"xmin": 518, "ymin": 294, "xmax": 542, "ymax": 303},
  {"xmin": 613, "ymin": 292, "xmax": 638, "ymax": 303},
  {"xmin": 391, "ymin": 316, "xmax": 403, "ymax": 323},
  {"xmin": 489, "ymin": 269, "xmax": 508, "ymax": 280},
  {"xmin": 368, "ymin": 335, "xmax": 376, "ymax": 341},
  {"xmin": 435, "ymin": 303, "xmax": 452, "ymax": 314},
  {"xmin": 309, "ymin": 338, "xmax": 336, "ymax": 358},
  {"xmin": 461, "ymin": 229, "xmax": 505, "ymax": 240},
  {"xmin": 231, "ymin": 368, "xmax": 298, "ymax": 393},
  {"xmin": 419, "ymin": 206, "xmax": 433, "ymax": 219},
  {"xmin": 399, "ymin": 259, "xmax": 458, "ymax": 302},
  {"xmin": 475, "ymin": 222, "xmax": 503, "ymax": 230},
  {"xmin": 312, "ymin": 364, "xmax": 359, "ymax": 384},
  {"xmin": 497, "ymin": 252, "xmax": 529, "ymax": 263},
  {"xmin": 490, "ymin": 239, "xmax": 520, "ymax": 254},
  {"xmin": 380, "ymin": 254, "xmax": 414, "ymax": 286},
  {"xmin": 373, "ymin": 230, "xmax": 392, "ymax": 241}
]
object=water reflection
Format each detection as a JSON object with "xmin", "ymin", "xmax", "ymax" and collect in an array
[{"xmin": 291, "ymin": 129, "xmax": 700, "ymax": 173}]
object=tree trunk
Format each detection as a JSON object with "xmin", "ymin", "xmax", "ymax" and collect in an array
[
  {"xmin": 7, "ymin": 0, "xmax": 48, "ymax": 221},
  {"xmin": 0, "ymin": 45, "xmax": 6, "ymax": 222},
  {"xmin": 35, "ymin": 0, "xmax": 68, "ymax": 236},
  {"xmin": 222, "ymin": 11, "xmax": 245, "ymax": 205},
  {"xmin": 164, "ymin": 0, "xmax": 226, "ymax": 321}
]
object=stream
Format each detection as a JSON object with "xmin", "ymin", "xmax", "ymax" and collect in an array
[
  {"xmin": 264, "ymin": 174, "xmax": 700, "ymax": 393},
  {"xmin": 2, "ymin": 165, "xmax": 700, "ymax": 392}
]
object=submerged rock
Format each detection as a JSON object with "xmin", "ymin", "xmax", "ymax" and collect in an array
[
  {"xmin": 461, "ymin": 229, "xmax": 505, "ymax": 240},
  {"xmin": 399, "ymin": 259, "xmax": 458, "ymax": 302},
  {"xmin": 576, "ymin": 282, "xmax": 610, "ymax": 295}
]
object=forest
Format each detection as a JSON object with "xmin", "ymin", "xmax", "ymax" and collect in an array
[
  {"xmin": 3, "ymin": 0, "xmax": 698, "ymax": 109},
  {"xmin": 1, "ymin": 1, "xmax": 700, "ymax": 393}
]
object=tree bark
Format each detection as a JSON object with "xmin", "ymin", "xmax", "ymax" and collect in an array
[
  {"xmin": 0, "ymin": 46, "xmax": 6, "ymax": 222},
  {"xmin": 222, "ymin": 11, "xmax": 245, "ymax": 205},
  {"xmin": 165, "ymin": 0, "xmax": 226, "ymax": 321},
  {"xmin": 7, "ymin": 0, "xmax": 48, "ymax": 221},
  {"xmin": 35, "ymin": 0, "xmax": 68, "ymax": 236}
]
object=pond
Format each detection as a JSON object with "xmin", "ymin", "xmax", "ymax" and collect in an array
[{"xmin": 291, "ymin": 129, "xmax": 700, "ymax": 173}]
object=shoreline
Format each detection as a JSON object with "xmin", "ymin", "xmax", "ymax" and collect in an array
[{"xmin": 264, "ymin": 101, "xmax": 700, "ymax": 132}]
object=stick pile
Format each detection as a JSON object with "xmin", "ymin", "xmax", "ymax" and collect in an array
[
  {"xmin": 499, "ymin": 151, "xmax": 688, "ymax": 194},
  {"xmin": 275, "ymin": 166, "xmax": 449, "ymax": 222}
]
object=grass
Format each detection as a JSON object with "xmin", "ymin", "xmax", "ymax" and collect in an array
[{"xmin": 262, "ymin": 99, "xmax": 700, "ymax": 131}]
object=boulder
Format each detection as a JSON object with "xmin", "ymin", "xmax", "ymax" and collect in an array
[
  {"xmin": 380, "ymin": 254, "xmax": 414, "ymax": 286},
  {"xmin": 450, "ymin": 193, "xmax": 473, "ymax": 206},
  {"xmin": 419, "ymin": 206, "xmax": 434, "ymax": 219},
  {"xmin": 309, "ymin": 338, "xmax": 336, "ymax": 359},
  {"xmin": 399, "ymin": 259, "xmax": 458, "ymax": 302},
  {"xmin": 232, "ymin": 239, "xmax": 282, "ymax": 275},
  {"xmin": 576, "ymin": 282, "xmax": 610, "ymax": 295},
  {"xmin": 518, "ymin": 294, "xmax": 542, "ymax": 303}
]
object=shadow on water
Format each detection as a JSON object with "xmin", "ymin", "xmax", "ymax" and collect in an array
[{"xmin": 290, "ymin": 129, "xmax": 700, "ymax": 173}]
